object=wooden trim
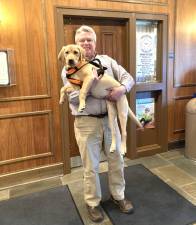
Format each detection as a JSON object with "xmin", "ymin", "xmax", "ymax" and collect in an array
[
  {"xmin": 96, "ymin": 0, "xmax": 168, "ymax": 6},
  {"xmin": 137, "ymin": 144, "xmax": 162, "ymax": 157},
  {"xmin": 137, "ymin": 144, "xmax": 161, "ymax": 152},
  {"xmin": 54, "ymin": 8, "xmax": 71, "ymax": 174},
  {"xmin": 127, "ymin": 13, "xmax": 137, "ymax": 159},
  {"xmin": 55, "ymin": 7, "xmax": 132, "ymax": 19},
  {"xmin": 174, "ymin": 83, "xmax": 196, "ymax": 88},
  {"xmin": 41, "ymin": 0, "xmax": 52, "ymax": 97},
  {"xmin": 54, "ymin": 5, "xmax": 168, "ymax": 16},
  {"xmin": 136, "ymin": 82, "xmax": 164, "ymax": 92},
  {"xmin": 0, "ymin": 110, "xmax": 52, "ymax": 120},
  {"xmin": 0, "ymin": 153, "xmax": 53, "ymax": 166},
  {"xmin": 0, "ymin": 95, "xmax": 51, "ymax": 102},
  {"xmin": 0, "ymin": 163, "xmax": 63, "ymax": 190},
  {"xmin": 173, "ymin": 129, "xmax": 185, "ymax": 134},
  {"xmin": 173, "ymin": 95, "xmax": 193, "ymax": 100}
]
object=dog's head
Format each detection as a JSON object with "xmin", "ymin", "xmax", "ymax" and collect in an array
[{"xmin": 58, "ymin": 44, "xmax": 85, "ymax": 69}]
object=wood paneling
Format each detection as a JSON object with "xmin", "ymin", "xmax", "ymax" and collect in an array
[
  {"xmin": 0, "ymin": 111, "xmax": 54, "ymax": 166},
  {"xmin": 0, "ymin": 0, "xmax": 50, "ymax": 101},
  {"xmin": 0, "ymin": 0, "xmax": 63, "ymax": 178},
  {"xmin": 174, "ymin": 0, "xmax": 196, "ymax": 87},
  {"xmin": 167, "ymin": 0, "xmax": 196, "ymax": 143}
]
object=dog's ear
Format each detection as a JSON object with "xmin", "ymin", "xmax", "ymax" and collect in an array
[
  {"xmin": 58, "ymin": 46, "xmax": 66, "ymax": 62},
  {"xmin": 77, "ymin": 46, "xmax": 85, "ymax": 61}
]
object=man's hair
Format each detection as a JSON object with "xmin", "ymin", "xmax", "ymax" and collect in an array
[{"xmin": 75, "ymin": 25, "xmax": 97, "ymax": 43}]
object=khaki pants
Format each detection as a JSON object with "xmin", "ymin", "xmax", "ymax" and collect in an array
[{"xmin": 74, "ymin": 116, "xmax": 125, "ymax": 207}]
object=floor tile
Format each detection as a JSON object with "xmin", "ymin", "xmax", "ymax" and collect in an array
[
  {"xmin": 61, "ymin": 166, "xmax": 84, "ymax": 185},
  {"xmin": 181, "ymin": 182, "xmax": 196, "ymax": 198},
  {"xmin": 170, "ymin": 157, "xmax": 196, "ymax": 178},
  {"xmin": 150, "ymin": 168, "xmax": 170, "ymax": 183},
  {"xmin": 155, "ymin": 165, "xmax": 195, "ymax": 187},
  {"xmin": 10, "ymin": 177, "xmax": 62, "ymax": 198},
  {"xmin": 126, "ymin": 154, "xmax": 170, "ymax": 169},
  {"xmin": 159, "ymin": 149, "xmax": 184, "ymax": 160},
  {"xmin": 0, "ymin": 189, "xmax": 10, "ymax": 201}
]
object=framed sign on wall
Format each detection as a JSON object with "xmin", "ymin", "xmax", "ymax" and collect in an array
[{"xmin": 0, "ymin": 49, "xmax": 16, "ymax": 86}]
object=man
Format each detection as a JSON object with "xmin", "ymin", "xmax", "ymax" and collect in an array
[{"xmin": 61, "ymin": 25, "xmax": 135, "ymax": 223}]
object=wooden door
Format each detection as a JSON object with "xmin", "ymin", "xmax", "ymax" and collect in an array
[{"xmin": 62, "ymin": 17, "xmax": 128, "ymax": 157}]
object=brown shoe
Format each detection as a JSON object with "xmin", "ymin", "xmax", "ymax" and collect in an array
[
  {"xmin": 86, "ymin": 204, "xmax": 104, "ymax": 223},
  {"xmin": 111, "ymin": 196, "xmax": 134, "ymax": 214}
]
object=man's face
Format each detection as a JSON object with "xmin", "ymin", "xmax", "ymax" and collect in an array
[{"xmin": 76, "ymin": 32, "xmax": 96, "ymax": 60}]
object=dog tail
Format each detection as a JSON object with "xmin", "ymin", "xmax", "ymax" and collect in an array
[{"xmin": 128, "ymin": 107, "xmax": 143, "ymax": 128}]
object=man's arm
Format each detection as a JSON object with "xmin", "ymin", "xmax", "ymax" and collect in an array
[{"xmin": 106, "ymin": 57, "xmax": 135, "ymax": 101}]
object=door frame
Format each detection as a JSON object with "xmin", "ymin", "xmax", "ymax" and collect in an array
[{"xmin": 54, "ymin": 7, "xmax": 136, "ymax": 174}]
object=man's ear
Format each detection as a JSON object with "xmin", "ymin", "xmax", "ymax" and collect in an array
[
  {"xmin": 77, "ymin": 46, "xmax": 85, "ymax": 61},
  {"xmin": 58, "ymin": 46, "xmax": 66, "ymax": 62}
]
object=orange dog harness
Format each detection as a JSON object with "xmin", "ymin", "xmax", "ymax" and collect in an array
[{"xmin": 66, "ymin": 59, "xmax": 107, "ymax": 87}]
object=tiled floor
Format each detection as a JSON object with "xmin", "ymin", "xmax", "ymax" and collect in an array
[{"xmin": 0, "ymin": 148, "xmax": 196, "ymax": 225}]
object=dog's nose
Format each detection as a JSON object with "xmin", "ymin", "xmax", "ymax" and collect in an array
[{"xmin": 68, "ymin": 59, "xmax": 75, "ymax": 66}]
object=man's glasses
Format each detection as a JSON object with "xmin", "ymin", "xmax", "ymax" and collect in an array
[{"xmin": 77, "ymin": 38, "xmax": 94, "ymax": 43}]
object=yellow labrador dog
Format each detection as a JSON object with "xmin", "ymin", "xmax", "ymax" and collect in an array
[{"xmin": 58, "ymin": 44, "xmax": 143, "ymax": 155}]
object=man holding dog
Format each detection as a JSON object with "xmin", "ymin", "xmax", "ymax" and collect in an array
[{"xmin": 61, "ymin": 25, "xmax": 135, "ymax": 223}]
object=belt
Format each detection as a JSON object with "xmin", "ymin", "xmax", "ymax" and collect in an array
[{"xmin": 76, "ymin": 113, "xmax": 108, "ymax": 118}]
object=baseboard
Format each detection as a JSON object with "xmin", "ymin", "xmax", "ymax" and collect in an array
[
  {"xmin": 168, "ymin": 140, "xmax": 185, "ymax": 150},
  {"xmin": 0, "ymin": 163, "xmax": 64, "ymax": 190}
]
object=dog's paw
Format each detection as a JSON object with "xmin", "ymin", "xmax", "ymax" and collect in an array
[
  {"xmin": 78, "ymin": 106, "xmax": 85, "ymax": 112},
  {"xmin": 120, "ymin": 144, "xmax": 127, "ymax": 156},
  {"xmin": 59, "ymin": 100, "xmax": 64, "ymax": 104},
  {"xmin": 78, "ymin": 108, "xmax": 84, "ymax": 113},
  {"xmin": 78, "ymin": 104, "xmax": 86, "ymax": 112},
  {"xmin": 110, "ymin": 142, "xmax": 116, "ymax": 153}
]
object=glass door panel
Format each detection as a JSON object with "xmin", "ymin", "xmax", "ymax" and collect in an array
[{"xmin": 136, "ymin": 20, "xmax": 158, "ymax": 83}]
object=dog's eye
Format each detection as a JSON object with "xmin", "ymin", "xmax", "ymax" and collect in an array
[
  {"xmin": 65, "ymin": 51, "xmax": 69, "ymax": 54},
  {"xmin": 73, "ymin": 51, "xmax": 79, "ymax": 55}
]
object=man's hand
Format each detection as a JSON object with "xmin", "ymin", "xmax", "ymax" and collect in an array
[{"xmin": 106, "ymin": 85, "xmax": 126, "ymax": 102}]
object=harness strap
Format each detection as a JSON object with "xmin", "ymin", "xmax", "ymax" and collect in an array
[
  {"xmin": 66, "ymin": 62, "xmax": 87, "ymax": 77},
  {"xmin": 66, "ymin": 58, "xmax": 107, "ymax": 87},
  {"xmin": 67, "ymin": 77, "xmax": 83, "ymax": 87},
  {"xmin": 89, "ymin": 58, "xmax": 107, "ymax": 76}
]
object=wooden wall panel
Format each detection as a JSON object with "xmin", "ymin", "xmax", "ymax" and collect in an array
[
  {"xmin": 0, "ymin": 0, "xmax": 50, "ymax": 101},
  {"xmin": 168, "ymin": 0, "xmax": 196, "ymax": 144},
  {"xmin": 0, "ymin": 111, "xmax": 54, "ymax": 166},
  {"xmin": 0, "ymin": 0, "xmax": 63, "ymax": 177},
  {"xmin": 174, "ymin": 0, "xmax": 196, "ymax": 87}
]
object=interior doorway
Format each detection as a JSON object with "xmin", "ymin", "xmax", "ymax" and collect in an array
[
  {"xmin": 55, "ymin": 8, "xmax": 132, "ymax": 173},
  {"xmin": 62, "ymin": 16, "xmax": 128, "ymax": 167}
]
